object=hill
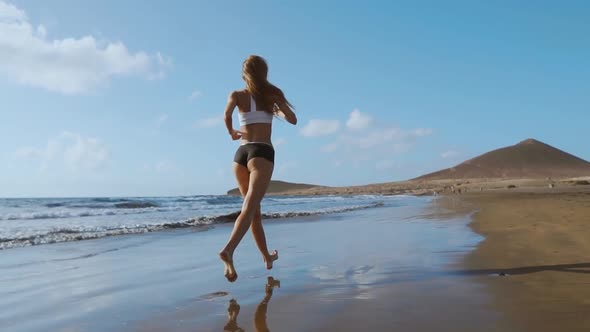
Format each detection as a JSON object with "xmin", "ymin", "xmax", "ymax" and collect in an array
[
  {"xmin": 416, "ymin": 139, "xmax": 590, "ymax": 180},
  {"xmin": 227, "ymin": 180, "xmax": 321, "ymax": 196}
]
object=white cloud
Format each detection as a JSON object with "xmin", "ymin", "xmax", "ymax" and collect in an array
[
  {"xmin": 155, "ymin": 160, "xmax": 177, "ymax": 173},
  {"xmin": 0, "ymin": 1, "xmax": 171, "ymax": 94},
  {"xmin": 155, "ymin": 113, "xmax": 168, "ymax": 126},
  {"xmin": 277, "ymin": 161, "xmax": 297, "ymax": 175},
  {"xmin": 16, "ymin": 131, "xmax": 110, "ymax": 171},
  {"xmin": 441, "ymin": 150, "xmax": 460, "ymax": 159},
  {"xmin": 194, "ymin": 116, "xmax": 222, "ymax": 128},
  {"xmin": 15, "ymin": 146, "xmax": 45, "ymax": 159},
  {"xmin": 355, "ymin": 126, "xmax": 432, "ymax": 149},
  {"xmin": 322, "ymin": 122, "xmax": 433, "ymax": 168},
  {"xmin": 15, "ymin": 139, "xmax": 60, "ymax": 170},
  {"xmin": 358, "ymin": 128, "xmax": 403, "ymax": 149},
  {"xmin": 346, "ymin": 109, "xmax": 372, "ymax": 131},
  {"xmin": 61, "ymin": 132, "xmax": 109, "ymax": 170},
  {"xmin": 273, "ymin": 137, "xmax": 287, "ymax": 147},
  {"xmin": 321, "ymin": 142, "xmax": 338, "ymax": 153},
  {"xmin": 300, "ymin": 119, "xmax": 340, "ymax": 137},
  {"xmin": 188, "ymin": 90, "xmax": 202, "ymax": 101},
  {"xmin": 413, "ymin": 128, "xmax": 433, "ymax": 137},
  {"xmin": 35, "ymin": 24, "xmax": 46, "ymax": 38},
  {"xmin": 392, "ymin": 142, "xmax": 412, "ymax": 153},
  {"xmin": 0, "ymin": 1, "xmax": 25, "ymax": 21},
  {"xmin": 142, "ymin": 160, "xmax": 179, "ymax": 174}
]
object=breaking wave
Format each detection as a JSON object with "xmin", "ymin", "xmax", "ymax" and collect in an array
[{"xmin": 0, "ymin": 202, "xmax": 383, "ymax": 250}]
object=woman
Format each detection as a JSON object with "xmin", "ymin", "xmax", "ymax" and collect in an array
[{"xmin": 219, "ymin": 55, "xmax": 297, "ymax": 282}]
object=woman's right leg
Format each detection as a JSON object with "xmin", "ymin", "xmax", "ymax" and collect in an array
[
  {"xmin": 220, "ymin": 158, "xmax": 274, "ymax": 281},
  {"xmin": 250, "ymin": 208, "xmax": 278, "ymax": 269}
]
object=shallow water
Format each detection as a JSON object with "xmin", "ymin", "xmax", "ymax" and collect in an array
[
  {"xmin": 0, "ymin": 195, "xmax": 397, "ymax": 249},
  {"xmin": 0, "ymin": 196, "xmax": 502, "ymax": 332}
]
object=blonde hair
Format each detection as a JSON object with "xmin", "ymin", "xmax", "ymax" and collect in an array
[{"xmin": 242, "ymin": 55, "xmax": 293, "ymax": 113}]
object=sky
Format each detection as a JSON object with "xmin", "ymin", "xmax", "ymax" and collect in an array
[{"xmin": 0, "ymin": 0, "xmax": 589, "ymax": 197}]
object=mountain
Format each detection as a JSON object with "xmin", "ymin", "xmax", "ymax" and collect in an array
[
  {"xmin": 227, "ymin": 180, "xmax": 321, "ymax": 196},
  {"xmin": 415, "ymin": 139, "xmax": 590, "ymax": 180}
]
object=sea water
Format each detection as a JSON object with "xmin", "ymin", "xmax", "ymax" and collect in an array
[{"xmin": 0, "ymin": 194, "xmax": 404, "ymax": 249}]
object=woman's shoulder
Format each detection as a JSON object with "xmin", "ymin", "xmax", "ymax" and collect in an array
[
  {"xmin": 231, "ymin": 89, "xmax": 251, "ymax": 102},
  {"xmin": 234, "ymin": 89, "xmax": 250, "ymax": 96},
  {"xmin": 228, "ymin": 89, "xmax": 248, "ymax": 96},
  {"xmin": 230, "ymin": 90, "xmax": 250, "ymax": 111}
]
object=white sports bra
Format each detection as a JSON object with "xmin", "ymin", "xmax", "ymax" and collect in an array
[{"xmin": 238, "ymin": 96, "xmax": 273, "ymax": 126}]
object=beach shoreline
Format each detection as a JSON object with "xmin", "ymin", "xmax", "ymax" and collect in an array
[
  {"xmin": 251, "ymin": 177, "xmax": 590, "ymax": 197},
  {"xmin": 2, "ymin": 189, "xmax": 589, "ymax": 331}
]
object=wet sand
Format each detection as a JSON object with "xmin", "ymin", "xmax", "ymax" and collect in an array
[
  {"xmin": 4, "ymin": 190, "xmax": 588, "ymax": 331},
  {"xmin": 463, "ymin": 191, "xmax": 590, "ymax": 331},
  {"xmin": 134, "ymin": 200, "xmax": 503, "ymax": 332},
  {"xmin": 0, "ymin": 196, "xmax": 504, "ymax": 331}
]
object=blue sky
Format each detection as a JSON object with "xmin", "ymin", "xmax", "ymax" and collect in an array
[{"xmin": 1, "ymin": 0, "xmax": 589, "ymax": 197}]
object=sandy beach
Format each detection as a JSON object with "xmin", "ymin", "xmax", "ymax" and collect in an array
[
  {"xmin": 463, "ymin": 190, "xmax": 590, "ymax": 332},
  {"xmin": 2, "ymin": 189, "xmax": 589, "ymax": 331}
]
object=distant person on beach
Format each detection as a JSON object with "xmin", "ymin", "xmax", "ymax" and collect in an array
[{"xmin": 219, "ymin": 55, "xmax": 297, "ymax": 282}]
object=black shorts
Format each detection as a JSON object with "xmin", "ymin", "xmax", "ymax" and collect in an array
[{"xmin": 233, "ymin": 143, "xmax": 275, "ymax": 167}]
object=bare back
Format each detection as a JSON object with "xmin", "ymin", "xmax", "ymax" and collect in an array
[{"xmin": 235, "ymin": 90, "xmax": 274, "ymax": 144}]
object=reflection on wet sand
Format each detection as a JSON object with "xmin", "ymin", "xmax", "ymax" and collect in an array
[
  {"xmin": 224, "ymin": 276, "xmax": 280, "ymax": 332},
  {"xmin": 223, "ymin": 299, "xmax": 244, "ymax": 332}
]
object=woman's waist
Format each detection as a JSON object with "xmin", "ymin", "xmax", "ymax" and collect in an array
[
  {"xmin": 239, "ymin": 133, "xmax": 272, "ymax": 145},
  {"xmin": 239, "ymin": 140, "xmax": 273, "ymax": 147},
  {"xmin": 239, "ymin": 125, "xmax": 271, "ymax": 141}
]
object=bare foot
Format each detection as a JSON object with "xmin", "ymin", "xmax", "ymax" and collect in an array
[
  {"xmin": 219, "ymin": 250, "xmax": 238, "ymax": 282},
  {"xmin": 264, "ymin": 250, "xmax": 279, "ymax": 270}
]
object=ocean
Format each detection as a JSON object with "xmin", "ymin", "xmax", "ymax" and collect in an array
[{"xmin": 0, "ymin": 194, "xmax": 401, "ymax": 250}]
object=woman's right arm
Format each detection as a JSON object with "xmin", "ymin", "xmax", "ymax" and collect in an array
[
  {"xmin": 224, "ymin": 91, "xmax": 242, "ymax": 140},
  {"xmin": 275, "ymin": 100, "xmax": 297, "ymax": 125}
]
